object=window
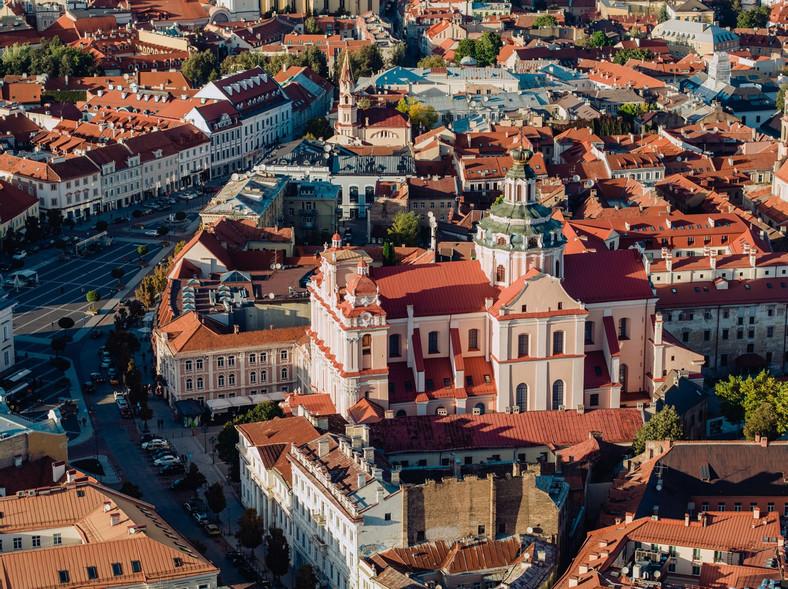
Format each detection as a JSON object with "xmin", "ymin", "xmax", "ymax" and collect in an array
[
  {"xmin": 496, "ymin": 264, "xmax": 505, "ymax": 283},
  {"xmin": 53, "ymin": 533, "xmax": 62, "ymax": 545},
  {"xmin": 218, "ymin": 375, "xmax": 225, "ymax": 387},
  {"xmin": 692, "ymin": 565, "xmax": 701, "ymax": 576},
  {"xmin": 196, "ymin": 377, "xmax": 204, "ymax": 389},
  {"xmin": 768, "ymin": 502, "xmax": 775, "ymax": 512},
  {"xmin": 32, "ymin": 535, "xmax": 40, "ymax": 547},
  {"xmin": 249, "ymin": 353, "xmax": 256, "ymax": 364},
  {"xmin": 384, "ymin": 513, "xmax": 391, "ymax": 521},
  {"xmin": 261, "ymin": 370, "xmax": 267, "ymax": 382},
  {"xmin": 478, "ymin": 525, "xmax": 485, "ymax": 535},
  {"xmin": 585, "ymin": 321, "xmax": 594, "ymax": 344},
  {"xmin": 131, "ymin": 561, "xmax": 141, "ymax": 573},
  {"xmin": 618, "ymin": 318, "xmax": 628, "ymax": 339},
  {"xmin": 518, "ymin": 333, "xmax": 529, "ymax": 357},
  {"xmin": 693, "ymin": 548, "xmax": 701, "ymax": 561},
  {"xmin": 389, "ymin": 334, "xmax": 400, "ymax": 357},
  {"xmin": 58, "ymin": 570, "xmax": 70, "ymax": 584},
  {"xmin": 734, "ymin": 503, "xmax": 742, "ymax": 511},
  {"xmin": 701, "ymin": 502, "xmax": 709, "ymax": 512},
  {"xmin": 589, "ymin": 393, "xmax": 599, "ymax": 407},
  {"xmin": 552, "ymin": 331, "xmax": 564, "ymax": 355},
  {"xmin": 468, "ymin": 329, "xmax": 479, "ymax": 350},
  {"xmin": 428, "ymin": 331, "xmax": 439, "ymax": 354},
  {"xmin": 280, "ymin": 350, "xmax": 288, "ymax": 361},
  {"xmin": 362, "ymin": 334, "xmax": 371, "ymax": 355},
  {"xmin": 196, "ymin": 359, "xmax": 204, "ymax": 370},
  {"xmin": 714, "ymin": 551, "xmax": 724, "ymax": 563},
  {"xmin": 281, "ymin": 367, "xmax": 288, "ymax": 380},
  {"xmin": 228, "ymin": 374, "xmax": 236, "ymax": 386},
  {"xmin": 228, "ymin": 355, "xmax": 235, "ymax": 367},
  {"xmin": 718, "ymin": 503, "xmax": 725, "ymax": 511},
  {"xmin": 722, "ymin": 329, "xmax": 729, "ymax": 340},
  {"xmin": 13, "ymin": 537, "xmax": 21, "ymax": 550},
  {"xmin": 186, "ymin": 379, "xmax": 193, "ymax": 391},
  {"xmin": 515, "ymin": 383, "xmax": 527, "ymax": 410},
  {"xmin": 767, "ymin": 326, "xmax": 774, "ymax": 338},
  {"xmin": 112, "ymin": 563, "xmax": 123, "ymax": 576},
  {"xmin": 250, "ymin": 372, "xmax": 257, "ymax": 383},
  {"xmin": 260, "ymin": 352, "xmax": 268, "ymax": 363},
  {"xmin": 703, "ymin": 330, "xmax": 710, "ymax": 341},
  {"xmin": 185, "ymin": 360, "xmax": 193, "ymax": 371},
  {"xmin": 552, "ymin": 380, "xmax": 564, "ymax": 410},
  {"xmin": 217, "ymin": 356, "xmax": 225, "ymax": 368},
  {"xmin": 87, "ymin": 566, "xmax": 98, "ymax": 580}
]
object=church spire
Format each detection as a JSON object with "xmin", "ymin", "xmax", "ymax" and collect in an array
[
  {"xmin": 336, "ymin": 51, "xmax": 359, "ymax": 139},
  {"xmin": 340, "ymin": 50, "xmax": 354, "ymax": 90}
]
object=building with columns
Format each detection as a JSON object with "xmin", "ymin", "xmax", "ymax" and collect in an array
[{"xmin": 308, "ymin": 146, "xmax": 704, "ymax": 418}]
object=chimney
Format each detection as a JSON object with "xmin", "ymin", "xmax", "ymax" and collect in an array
[
  {"xmin": 513, "ymin": 461, "xmax": 522, "ymax": 477},
  {"xmin": 104, "ymin": 501, "xmax": 112, "ymax": 512},
  {"xmin": 391, "ymin": 466, "xmax": 401, "ymax": 485},
  {"xmin": 701, "ymin": 512, "xmax": 708, "ymax": 527},
  {"xmin": 753, "ymin": 506, "xmax": 761, "ymax": 520},
  {"xmin": 356, "ymin": 472, "xmax": 366, "ymax": 489},
  {"xmin": 654, "ymin": 312, "xmax": 664, "ymax": 346},
  {"xmin": 52, "ymin": 460, "xmax": 66, "ymax": 483},
  {"xmin": 749, "ymin": 249, "xmax": 756, "ymax": 268},
  {"xmin": 233, "ymin": 324, "xmax": 239, "ymax": 334},
  {"xmin": 761, "ymin": 436, "xmax": 769, "ymax": 448},
  {"xmin": 625, "ymin": 512, "xmax": 634, "ymax": 524},
  {"xmin": 13, "ymin": 455, "xmax": 23, "ymax": 468},
  {"xmin": 110, "ymin": 512, "xmax": 121, "ymax": 526},
  {"xmin": 317, "ymin": 438, "xmax": 329, "ymax": 457},
  {"xmin": 376, "ymin": 487, "xmax": 385, "ymax": 504},
  {"xmin": 66, "ymin": 469, "xmax": 77, "ymax": 483},
  {"xmin": 684, "ymin": 513, "xmax": 690, "ymax": 526},
  {"xmin": 352, "ymin": 436, "xmax": 363, "ymax": 449},
  {"xmin": 363, "ymin": 447, "xmax": 375, "ymax": 463}
]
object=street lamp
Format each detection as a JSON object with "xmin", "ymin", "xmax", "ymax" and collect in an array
[{"xmin": 210, "ymin": 436, "xmax": 217, "ymax": 464}]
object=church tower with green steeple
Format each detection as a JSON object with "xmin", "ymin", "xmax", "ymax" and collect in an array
[{"xmin": 474, "ymin": 144, "xmax": 566, "ymax": 287}]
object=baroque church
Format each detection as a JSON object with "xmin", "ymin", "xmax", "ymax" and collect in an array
[{"xmin": 308, "ymin": 146, "xmax": 703, "ymax": 417}]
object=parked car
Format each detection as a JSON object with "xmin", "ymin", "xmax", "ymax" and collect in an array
[
  {"xmin": 113, "ymin": 391, "xmax": 125, "ymax": 401},
  {"xmin": 183, "ymin": 500, "xmax": 206, "ymax": 513},
  {"xmin": 192, "ymin": 512, "xmax": 209, "ymax": 525},
  {"xmin": 108, "ymin": 370, "xmax": 120, "ymax": 385},
  {"xmin": 169, "ymin": 478, "xmax": 186, "ymax": 490},
  {"xmin": 226, "ymin": 551, "xmax": 244, "ymax": 565},
  {"xmin": 100, "ymin": 361, "xmax": 111, "ymax": 370},
  {"xmin": 82, "ymin": 382, "xmax": 95, "ymax": 394},
  {"xmin": 118, "ymin": 406, "xmax": 131, "ymax": 418},
  {"xmin": 90, "ymin": 372, "xmax": 106, "ymax": 384},
  {"xmin": 154, "ymin": 455, "xmax": 181, "ymax": 467},
  {"xmin": 12, "ymin": 251, "xmax": 27, "ymax": 260},
  {"xmin": 203, "ymin": 523, "xmax": 220, "ymax": 536},
  {"xmin": 159, "ymin": 463, "xmax": 185, "ymax": 476},
  {"xmin": 151, "ymin": 449, "xmax": 175, "ymax": 461},
  {"xmin": 139, "ymin": 433, "xmax": 161, "ymax": 444},
  {"xmin": 142, "ymin": 439, "xmax": 168, "ymax": 450}
]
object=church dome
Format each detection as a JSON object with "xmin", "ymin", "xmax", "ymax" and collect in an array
[{"xmin": 346, "ymin": 274, "xmax": 377, "ymax": 297}]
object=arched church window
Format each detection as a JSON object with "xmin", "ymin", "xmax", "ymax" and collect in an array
[{"xmin": 496, "ymin": 265, "xmax": 505, "ymax": 283}]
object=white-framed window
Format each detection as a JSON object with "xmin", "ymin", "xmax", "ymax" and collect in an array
[
  {"xmin": 197, "ymin": 377, "xmax": 204, "ymax": 390},
  {"xmin": 250, "ymin": 372, "xmax": 257, "ymax": 383},
  {"xmin": 186, "ymin": 379, "xmax": 193, "ymax": 391},
  {"xmin": 281, "ymin": 367, "xmax": 288, "ymax": 380},
  {"xmin": 228, "ymin": 374, "xmax": 236, "ymax": 386},
  {"xmin": 217, "ymin": 357, "xmax": 225, "ymax": 368},
  {"xmin": 185, "ymin": 360, "xmax": 193, "ymax": 371}
]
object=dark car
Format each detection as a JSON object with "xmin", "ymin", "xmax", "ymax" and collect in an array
[
  {"xmin": 169, "ymin": 477, "xmax": 186, "ymax": 490},
  {"xmin": 81, "ymin": 382, "xmax": 95, "ymax": 394},
  {"xmin": 139, "ymin": 433, "xmax": 161, "ymax": 444},
  {"xmin": 226, "ymin": 551, "xmax": 244, "ymax": 565},
  {"xmin": 90, "ymin": 372, "xmax": 106, "ymax": 384},
  {"xmin": 236, "ymin": 563, "xmax": 260, "ymax": 582},
  {"xmin": 159, "ymin": 463, "xmax": 185, "ymax": 476}
]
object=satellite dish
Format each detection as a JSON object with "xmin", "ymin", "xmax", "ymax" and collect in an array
[
  {"xmin": 572, "ymin": 174, "xmax": 581, "ymax": 182},
  {"xmin": 268, "ymin": 292, "xmax": 275, "ymax": 299},
  {"xmin": 654, "ymin": 571, "xmax": 662, "ymax": 579},
  {"xmin": 622, "ymin": 567, "xmax": 630, "ymax": 575},
  {"xmin": 275, "ymin": 263, "xmax": 282, "ymax": 269},
  {"xmin": 270, "ymin": 264, "xmax": 275, "ymax": 270},
  {"xmin": 585, "ymin": 180, "xmax": 594, "ymax": 188},
  {"xmin": 676, "ymin": 156, "xmax": 682, "ymax": 162},
  {"xmin": 526, "ymin": 527, "xmax": 534, "ymax": 534}
]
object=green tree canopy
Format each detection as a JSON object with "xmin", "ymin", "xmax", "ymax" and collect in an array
[
  {"xmin": 737, "ymin": 5, "xmax": 769, "ymax": 28},
  {"xmin": 111, "ymin": 267, "xmax": 125, "ymax": 284},
  {"xmin": 743, "ymin": 402, "xmax": 779, "ymax": 441},
  {"xmin": 304, "ymin": 16, "xmax": 321, "ymax": 33},
  {"xmin": 715, "ymin": 371, "xmax": 788, "ymax": 433},
  {"xmin": 120, "ymin": 482, "xmax": 143, "ymax": 499},
  {"xmin": 418, "ymin": 55, "xmax": 448, "ymax": 68},
  {"xmin": 0, "ymin": 39, "xmax": 97, "ymax": 77},
  {"xmin": 454, "ymin": 39, "xmax": 477, "ymax": 64},
  {"xmin": 182, "ymin": 463, "xmax": 207, "ymax": 490},
  {"xmin": 295, "ymin": 564, "xmax": 319, "ymax": 589},
  {"xmin": 533, "ymin": 14, "xmax": 558, "ymax": 28},
  {"xmin": 632, "ymin": 405, "xmax": 684, "ymax": 455},
  {"xmin": 221, "ymin": 48, "xmax": 329, "ymax": 80},
  {"xmin": 475, "ymin": 32, "xmax": 503, "ymax": 66},
  {"xmin": 618, "ymin": 103, "xmax": 642, "ymax": 118},
  {"xmin": 613, "ymin": 48, "xmax": 653, "ymax": 65},
  {"xmin": 387, "ymin": 43, "xmax": 406, "ymax": 68},
  {"xmin": 658, "ymin": 3, "xmax": 669, "ymax": 22},
  {"xmin": 304, "ymin": 116, "xmax": 334, "ymax": 140},
  {"xmin": 265, "ymin": 527, "xmax": 290, "ymax": 579},
  {"xmin": 182, "ymin": 50, "xmax": 218, "ymax": 87},
  {"xmin": 205, "ymin": 481, "xmax": 227, "ymax": 519},
  {"xmin": 236, "ymin": 509, "xmax": 265, "ymax": 551},
  {"xmin": 86, "ymin": 290, "xmax": 101, "ymax": 304},
  {"xmin": 778, "ymin": 85, "xmax": 788, "ymax": 112},
  {"xmin": 348, "ymin": 44, "xmax": 384, "ymax": 78},
  {"xmin": 588, "ymin": 31, "xmax": 613, "ymax": 47},
  {"xmin": 396, "ymin": 96, "xmax": 438, "ymax": 133},
  {"xmin": 387, "ymin": 210, "xmax": 420, "ymax": 247}
]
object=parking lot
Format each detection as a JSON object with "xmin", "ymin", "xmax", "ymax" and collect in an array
[{"xmin": 6, "ymin": 241, "xmax": 164, "ymax": 336}]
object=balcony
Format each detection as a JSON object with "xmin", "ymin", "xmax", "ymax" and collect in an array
[{"xmin": 311, "ymin": 510, "xmax": 326, "ymax": 526}]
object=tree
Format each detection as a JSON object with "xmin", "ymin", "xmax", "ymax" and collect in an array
[
  {"xmin": 217, "ymin": 401, "xmax": 285, "ymax": 481},
  {"xmin": 533, "ymin": 14, "xmax": 558, "ymax": 28},
  {"xmin": 716, "ymin": 0, "xmax": 741, "ymax": 28},
  {"xmin": 175, "ymin": 211, "xmax": 187, "ymax": 221},
  {"xmin": 120, "ymin": 482, "xmax": 143, "ymax": 499},
  {"xmin": 454, "ymin": 39, "xmax": 477, "ymax": 64},
  {"xmin": 182, "ymin": 463, "xmax": 207, "ymax": 490},
  {"xmin": 50, "ymin": 335, "xmax": 67, "ymax": 356},
  {"xmin": 387, "ymin": 43, "xmax": 406, "ymax": 68},
  {"xmin": 206, "ymin": 481, "xmax": 227, "ymax": 521},
  {"xmin": 588, "ymin": 31, "xmax": 613, "ymax": 47},
  {"xmin": 778, "ymin": 86, "xmax": 788, "ymax": 112},
  {"xmin": 396, "ymin": 97, "xmax": 438, "ymax": 133},
  {"xmin": 182, "ymin": 50, "xmax": 217, "ymax": 87},
  {"xmin": 715, "ymin": 371, "xmax": 788, "ymax": 433},
  {"xmin": 136, "ymin": 277, "xmax": 158, "ymax": 308},
  {"xmin": 618, "ymin": 103, "xmax": 642, "ymax": 118},
  {"xmin": 613, "ymin": 48, "xmax": 653, "ymax": 65},
  {"xmin": 265, "ymin": 527, "xmax": 290, "ymax": 580},
  {"xmin": 658, "ymin": 3, "xmax": 669, "ymax": 22},
  {"xmin": 86, "ymin": 290, "xmax": 101, "ymax": 304},
  {"xmin": 475, "ymin": 32, "xmax": 503, "ymax": 66},
  {"xmin": 632, "ymin": 405, "xmax": 684, "ymax": 455},
  {"xmin": 111, "ymin": 267, "xmax": 125, "ymax": 285},
  {"xmin": 349, "ymin": 44, "xmax": 384, "ymax": 78},
  {"xmin": 105, "ymin": 329, "xmax": 140, "ymax": 371},
  {"xmin": 123, "ymin": 359, "xmax": 144, "ymax": 407},
  {"xmin": 95, "ymin": 220, "xmax": 108, "ymax": 232},
  {"xmin": 303, "ymin": 116, "xmax": 334, "ymax": 140},
  {"xmin": 382, "ymin": 241, "xmax": 395, "ymax": 265},
  {"xmin": 387, "ymin": 211, "xmax": 420, "ymax": 247},
  {"xmin": 136, "ymin": 244, "xmax": 149, "ymax": 258},
  {"xmin": 295, "ymin": 564, "xmax": 319, "ymax": 589},
  {"xmin": 24, "ymin": 216, "xmax": 41, "ymax": 243},
  {"xmin": 737, "ymin": 5, "xmax": 769, "ymax": 28},
  {"xmin": 0, "ymin": 39, "xmax": 96, "ymax": 77},
  {"xmin": 304, "ymin": 16, "xmax": 321, "ymax": 33},
  {"xmin": 418, "ymin": 55, "xmax": 448, "ymax": 68},
  {"xmin": 157, "ymin": 225, "xmax": 169, "ymax": 236},
  {"xmin": 236, "ymin": 509, "xmax": 265, "ymax": 551},
  {"xmin": 357, "ymin": 96, "xmax": 372, "ymax": 109},
  {"xmin": 743, "ymin": 402, "xmax": 779, "ymax": 441},
  {"xmin": 47, "ymin": 210, "xmax": 63, "ymax": 234}
]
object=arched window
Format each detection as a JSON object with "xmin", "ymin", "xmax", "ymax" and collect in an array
[
  {"xmin": 396, "ymin": 409, "xmax": 407, "ymax": 417},
  {"xmin": 496, "ymin": 264, "xmax": 505, "ymax": 283},
  {"xmin": 428, "ymin": 331, "xmax": 439, "ymax": 354},
  {"xmin": 250, "ymin": 371, "xmax": 257, "ymax": 383},
  {"xmin": 474, "ymin": 402, "xmax": 485, "ymax": 414},
  {"xmin": 468, "ymin": 329, "xmax": 479, "ymax": 350},
  {"xmin": 515, "ymin": 383, "xmax": 528, "ymax": 410},
  {"xmin": 196, "ymin": 377, "xmax": 204, "ymax": 390},
  {"xmin": 497, "ymin": 236, "xmax": 507, "ymax": 246},
  {"xmin": 552, "ymin": 380, "xmax": 564, "ymax": 410},
  {"xmin": 362, "ymin": 334, "xmax": 371, "ymax": 355},
  {"xmin": 281, "ymin": 367, "xmax": 288, "ymax": 380},
  {"xmin": 618, "ymin": 318, "xmax": 628, "ymax": 339},
  {"xmin": 228, "ymin": 374, "xmax": 236, "ymax": 386},
  {"xmin": 619, "ymin": 364, "xmax": 628, "ymax": 392},
  {"xmin": 518, "ymin": 333, "xmax": 529, "ymax": 357},
  {"xmin": 218, "ymin": 375, "xmax": 225, "ymax": 387},
  {"xmin": 555, "ymin": 260, "xmax": 561, "ymax": 277},
  {"xmin": 552, "ymin": 331, "xmax": 564, "ymax": 355},
  {"xmin": 185, "ymin": 379, "xmax": 193, "ymax": 391},
  {"xmin": 389, "ymin": 334, "xmax": 400, "ymax": 357},
  {"xmin": 261, "ymin": 370, "xmax": 267, "ymax": 382}
]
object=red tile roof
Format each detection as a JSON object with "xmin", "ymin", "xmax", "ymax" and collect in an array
[
  {"xmin": 656, "ymin": 277, "xmax": 788, "ymax": 308},
  {"xmin": 285, "ymin": 392, "xmax": 337, "ymax": 416},
  {"xmin": 347, "ymin": 398, "xmax": 386, "ymax": 424},
  {"xmin": 698, "ymin": 563, "xmax": 782, "ymax": 589},
  {"xmin": 368, "ymin": 409, "xmax": 644, "ymax": 454},
  {"xmin": 0, "ymin": 178, "xmax": 38, "ymax": 224},
  {"xmin": 563, "ymin": 250, "xmax": 654, "ymax": 304},
  {"xmin": 371, "ymin": 261, "xmax": 500, "ymax": 319}
]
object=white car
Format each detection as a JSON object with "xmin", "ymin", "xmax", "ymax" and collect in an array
[
  {"xmin": 154, "ymin": 456, "xmax": 181, "ymax": 467},
  {"xmin": 142, "ymin": 440, "xmax": 168, "ymax": 450},
  {"xmin": 144, "ymin": 230, "xmax": 159, "ymax": 237},
  {"xmin": 12, "ymin": 251, "xmax": 27, "ymax": 260}
]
